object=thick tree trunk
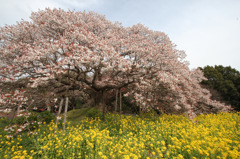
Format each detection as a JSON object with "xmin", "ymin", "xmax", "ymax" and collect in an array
[
  {"xmin": 63, "ymin": 96, "xmax": 69, "ymax": 133},
  {"xmin": 115, "ymin": 89, "xmax": 118, "ymax": 120},
  {"xmin": 55, "ymin": 98, "xmax": 64, "ymax": 132},
  {"xmin": 120, "ymin": 89, "xmax": 122, "ymax": 120}
]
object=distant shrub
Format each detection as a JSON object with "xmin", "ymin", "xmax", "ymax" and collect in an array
[
  {"xmin": 38, "ymin": 111, "xmax": 54, "ymax": 124},
  {"xmin": 27, "ymin": 113, "xmax": 38, "ymax": 122},
  {"xmin": 75, "ymin": 99, "xmax": 86, "ymax": 109},
  {"xmin": 141, "ymin": 108, "xmax": 159, "ymax": 119},
  {"xmin": 1, "ymin": 110, "xmax": 55, "ymax": 136},
  {"xmin": 86, "ymin": 108, "xmax": 102, "ymax": 119},
  {"xmin": 14, "ymin": 116, "xmax": 26, "ymax": 125}
]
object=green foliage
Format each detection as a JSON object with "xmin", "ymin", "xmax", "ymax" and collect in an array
[
  {"xmin": 37, "ymin": 111, "xmax": 54, "ymax": 124},
  {"xmin": 14, "ymin": 116, "xmax": 26, "ymax": 125},
  {"xmin": 67, "ymin": 108, "xmax": 89, "ymax": 119},
  {"xmin": 0, "ymin": 117, "xmax": 9, "ymax": 126},
  {"xmin": 74, "ymin": 99, "xmax": 86, "ymax": 109},
  {"xmin": 140, "ymin": 108, "xmax": 159, "ymax": 120},
  {"xmin": 0, "ymin": 117, "xmax": 11, "ymax": 135},
  {"xmin": 66, "ymin": 108, "xmax": 90, "ymax": 126},
  {"xmin": 86, "ymin": 108, "xmax": 102, "ymax": 119},
  {"xmin": 200, "ymin": 65, "xmax": 240, "ymax": 111},
  {"xmin": 27, "ymin": 113, "xmax": 38, "ymax": 122},
  {"xmin": 0, "ymin": 111, "xmax": 55, "ymax": 137},
  {"xmin": 121, "ymin": 96, "xmax": 139, "ymax": 114}
]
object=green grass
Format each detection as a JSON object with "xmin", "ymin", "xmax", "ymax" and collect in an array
[{"xmin": 66, "ymin": 108, "xmax": 91, "ymax": 126}]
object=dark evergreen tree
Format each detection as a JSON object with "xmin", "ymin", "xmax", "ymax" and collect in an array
[{"xmin": 200, "ymin": 65, "xmax": 240, "ymax": 111}]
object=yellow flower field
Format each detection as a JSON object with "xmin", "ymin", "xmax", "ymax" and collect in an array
[{"xmin": 0, "ymin": 112, "xmax": 240, "ymax": 159}]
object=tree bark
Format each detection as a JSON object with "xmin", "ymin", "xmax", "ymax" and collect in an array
[
  {"xmin": 120, "ymin": 89, "xmax": 122, "ymax": 120},
  {"xmin": 11, "ymin": 107, "xmax": 17, "ymax": 120},
  {"xmin": 17, "ymin": 105, "xmax": 21, "ymax": 116},
  {"xmin": 46, "ymin": 100, "xmax": 51, "ymax": 112},
  {"xmin": 91, "ymin": 91, "xmax": 102, "ymax": 107},
  {"xmin": 55, "ymin": 98, "xmax": 64, "ymax": 132},
  {"xmin": 102, "ymin": 90, "xmax": 105, "ymax": 121},
  {"xmin": 115, "ymin": 89, "xmax": 118, "ymax": 120},
  {"xmin": 139, "ymin": 104, "xmax": 141, "ymax": 115},
  {"xmin": 63, "ymin": 96, "xmax": 68, "ymax": 133}
]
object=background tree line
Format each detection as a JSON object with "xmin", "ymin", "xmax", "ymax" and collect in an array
[{"xmin": 200, "ymin": 65, "xmax": 240, "ymax": 111}]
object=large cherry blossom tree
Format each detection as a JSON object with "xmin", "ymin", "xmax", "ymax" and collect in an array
[{"xmin": 0, "ymin": 8, "xmax": 231, "ymax": 120}]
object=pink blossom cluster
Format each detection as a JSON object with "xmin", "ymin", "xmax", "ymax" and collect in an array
[{"xmin": 0, "ymin": 89, "xmax": 28, "ymax": 115}]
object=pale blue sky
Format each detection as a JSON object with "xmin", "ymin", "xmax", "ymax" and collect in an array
[{"xmin": 1, "ymin": 0, "xmax": 240, "ymax": 70}]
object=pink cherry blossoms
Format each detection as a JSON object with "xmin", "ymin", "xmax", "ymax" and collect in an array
[{"xmin": 0, "ymin": 8, "xmax": 231, "ymax": 116}]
